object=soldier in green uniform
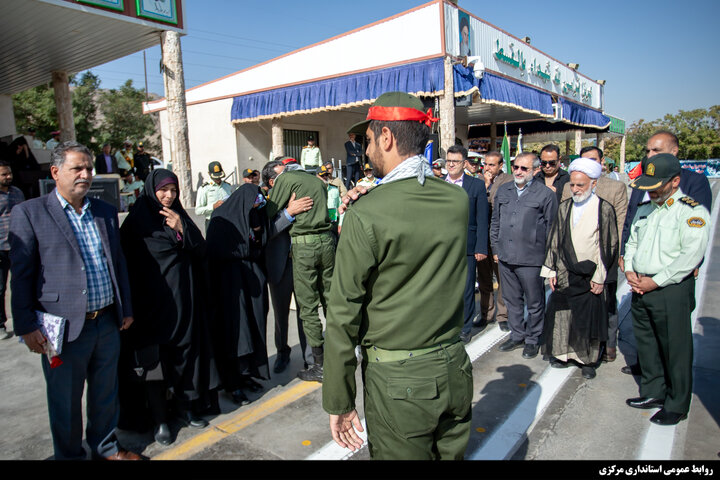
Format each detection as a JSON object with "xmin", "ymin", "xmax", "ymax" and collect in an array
[
  {"xmin": 322, "ymin": 92, "xmax": 473, "ymax": 460},
  {"xmin": 195, "ymin": 161, "xmax": 233, "ymax": 230},
  {"xmin": 300, "ymin": 135, "xmax": 322, "ymax": 173},
  {"xmin": 623, "ymin": 153, "xmax": 711, "ymax": 426},
  {"xmin": 265, "ymin": 158, "xmax": 333, "ymax": 382}
]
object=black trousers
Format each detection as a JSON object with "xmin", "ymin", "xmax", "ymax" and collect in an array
[
  {"xmin": 345, "ymin": 162, "xmax": 362, "ymax": 189},
  {"xmin": 0, "ymin": 250, "xmax": 10, "ymax": 327}
]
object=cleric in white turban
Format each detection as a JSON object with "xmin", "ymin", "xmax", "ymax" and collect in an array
[{"xmin": 568, "ymin": 157, "xmax": 603, "ymax": 180}]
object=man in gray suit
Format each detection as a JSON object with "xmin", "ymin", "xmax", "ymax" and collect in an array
[
  {"xmin": 9, "ymin": 142, "xmax": 140, "ymax": 460},
  {"xmin": 491, "ymin": 152, "xmax": 557, "ymax": 359},
  {"xmin": 262, "ymin": 159, "xmax": 313, "ymax": 373}
]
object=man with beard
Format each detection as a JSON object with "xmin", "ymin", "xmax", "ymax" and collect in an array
[
  {"xmin": 536, "ymin": 144, "xmax": 569, "ymax": 206},
  {"xmin": 541, "ymin": 158, "xmax": 618, "ymax": 379},
  {"xmin": 491, "ymin": 152, "xmax": 557, "ymax": 359},
  {"xmin": 623, "ymin": 153, "xmax": 710, "ymax": 425},
  {"xmin": 323, "ymin": 92, "xmax": 472, "ymax": 459}
]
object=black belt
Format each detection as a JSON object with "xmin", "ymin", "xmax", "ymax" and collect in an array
[{"xmin": 86, "ymin": 304, "xmax": 113, "ymax": 320}]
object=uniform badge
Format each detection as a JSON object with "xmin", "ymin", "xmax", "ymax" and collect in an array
[
  {"xmin": 680, "ymin": 196, "xmax": 699, "ymax": 207},
  {"xmin": 687, "ymin": 217, "xmax": 706, "ymax": 228},
  {"xmin": 666, "ymin": 198, "xmax": 674, "ymax": 206},
  {"xmin": 646, "ymin": 163, "xmax": 655, "ymax": 176}
]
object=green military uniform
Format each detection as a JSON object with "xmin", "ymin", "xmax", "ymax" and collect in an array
[
  {"xmin": 195, "ymin": 181, "xmax": 233, "ymax": 227},
  {"xmin": 300, "ymin": 145, "xmax": 322, "ymax": 172},
  {"xmin": 625, "ymin": 168, "xmax": 710, "ymax": 415},
  {"xmin": 266, "ymin": 169, "xmax": 333, "ymax": 349},
  {"xmin": 323, "ymin": 175, "xmax": 473, "ymax": 459}
]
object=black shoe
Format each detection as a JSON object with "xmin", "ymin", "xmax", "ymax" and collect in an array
[
  {"xmin": 549, "ymin": 357, "xmax": 568, "ymax": 368},
  {"xmin": 460, "ymin": 332, "xmax": 472, "ymax": 344},
  {"xmin": 522, "ymin": 344, "xmax": 539, "ymax": 359},
  {"xmin": 498, "ymin": 322, "xmax": 510, "ymax": 332},
  {"xmin": 581, "ymin": 366, "xmax": 596, "ymax": 379},
  {"xmin": 230, "ymin": 389, "xmax": 250, "ymax": 406},
  {"xmin": 154, "ymin": 423, "xmax": 173, "ymax": 446},
  {"xmin": 650, "ymin": 408, "xmax": 687, "ymax": 426},
  {"xmin": 273, "ymin": 353, "xmax": 291, "ymax": 374},
  {"xmin": 241, "ymin": 377, "xmax": 263, "ymax": 393},
  {"xmin": 626, "ymin": 396, "xmax": 664, "ymax": 409},
  {"xmin": 471, "ymin": 314, "xmax": 485, "ymax": 327},
  {"xmin": 621, "ymin": 364, "xmax": 642, "ymax": 376},
  {"xmin": 297, "ymin": 363, "xmax": 323, "ymax": 383},
  {"xmin": 177, "ymin": 409, "xmax": 209, "ymax": 428},
  {"xmin": 498, "ymin": 338, "xmax": 524, "ymax": 352}
]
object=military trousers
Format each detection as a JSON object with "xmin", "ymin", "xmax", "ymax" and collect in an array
[
  {"xmin": 631, "ymin": 276, "xmax": 695, "ymax": 415},
  {"xmin": 290, "ymin": 232, "xmax": 335, "ymax": 348},
  {"xmin": 362, "ymin": 341, "xmax": 473, "ymax": 460}
]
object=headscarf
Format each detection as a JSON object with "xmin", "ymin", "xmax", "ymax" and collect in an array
[
  {"xmin": 568, "ymin": 158, "xmax": 602, "ymax": 180},
  {"xmin": 129, "ymin": 168, "xmax": 191, "ymax": 243},
  {"xmin": 206, "ymin": 183, "xmax": 268, "ymax": 261}
]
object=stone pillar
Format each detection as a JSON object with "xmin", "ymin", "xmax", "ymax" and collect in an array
[
  {"xmin": 574, "ymin": 130, "xmax": 582, "ymax": 155},
  {"xmin": 619, "ymin": 135, "xmax": 626, "ymax": 172},
  {"xmin": 161, "ymin": 31, "xmax": 193, "ymax": 208},
  {"xmin": 439, "ymin": 56, "xmax": 456, "ymax": 156},
  {"xmin": 565, "ymin": 138, "xmax": 571, "ymax": 156},
  {"xmin": 597, "ymin": 132, "xmax": 605, "ymax": 151},
  {"xmin": 490, "ymin": 122, "xmax": 497, "ymax": 152},
  {"xmin": 271, "ymin": 118, "xmax": 284, "ymax": 159},
  {"xmin": 0, "ymin": 95, "xmax": 16, "ymax": 138},
  {"xmin": 51, "ymin": 71, "xmax": 76, "ymax": 142}
]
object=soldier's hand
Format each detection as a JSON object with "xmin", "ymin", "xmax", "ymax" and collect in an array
[
  {"xmin": 286, "ymin": 192, "xmax": 313, "ymax": 216},
  {"xmin": 339, "ymin": 185, "xmax": 369, "ymax": 214},
  {"xmin": 329, "ymin": 410, "xmax": 364, "ymax": 451},
  {"xmin": 633, "ymin": 276, "xmax": 658, "ymax": 295},
  {"xmin": 213, "ymin": 199, "xmax": 224, "ymax": 209},
  {"xmin": 22, "ymin": 330, "xmax": 47, "ymax": 354}
]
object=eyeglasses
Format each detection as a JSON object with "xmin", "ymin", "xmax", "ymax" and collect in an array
[
  {"xmin": 445, "ymin": 159, "xmax": 462, "ymax": 164},
  {"xmin": 540, "ymin": 161, "xmax": 557, "ymax": 167},
  {"xmin": 511, "ymin": 165, "xmax": 530, "ymax": 172}
]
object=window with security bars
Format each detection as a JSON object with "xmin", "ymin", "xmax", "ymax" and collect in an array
[{"xmin": 283, "ymin": 129, "xmax": 319, "ymax": 163}]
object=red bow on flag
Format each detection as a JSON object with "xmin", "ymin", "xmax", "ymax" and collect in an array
[{"xmin": 366, "ymin": 106, "xmax": 439, "ymax": 127}]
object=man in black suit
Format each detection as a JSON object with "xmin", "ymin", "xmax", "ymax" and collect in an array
[
  {"xmin": 445, "ymin": 145, "xmax": 489, "ymax": 343},
  {"xmin": 491, "ymin": 152, "xmax": 557, "ymax": 359},
  {"xmin": 94, "ymin": 143, "xmax": 118, "ymax": 175},
  {"xmin": 344, "ymin": 133, "xmax": 363, "ymax": 189},
  {"xmin": 618, "ymin": 130, "xmax": 712, "ymax": 375},
  {"xmin": 9, "ymin": 142, "xmax": 140, "ymax": 460}
]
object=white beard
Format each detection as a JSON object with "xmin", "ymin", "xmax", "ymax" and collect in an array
[{"xmin": 572, "ymin": 188, "xmax": 593, "ymax": 203}]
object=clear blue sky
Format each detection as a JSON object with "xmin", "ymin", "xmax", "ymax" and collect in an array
[{"xmin": 83, "ymin": 0, "xmax": 720, "ymax": 125}]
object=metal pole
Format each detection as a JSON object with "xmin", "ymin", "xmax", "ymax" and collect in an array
[{"xmin": 143, "ymin": 51, "xmax": 149, "ymax": 103}]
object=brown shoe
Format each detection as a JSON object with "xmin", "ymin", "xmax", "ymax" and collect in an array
[{"xmin": 102, "ymin": 449, "xmax": 143, "ymax": 460}]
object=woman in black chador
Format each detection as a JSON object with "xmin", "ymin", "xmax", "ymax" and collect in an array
[
  {"xmin": 118, "ymin": 169, "xmax": 219, "ymax": 446},
  {"xmin": 206, "ymin": 183, "xmax": 270, "ymax": 406}
]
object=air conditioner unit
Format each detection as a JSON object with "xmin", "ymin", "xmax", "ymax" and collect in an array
[{"xmin": 550, "ymin": 102, "xmax": 563, "ymax": 122}]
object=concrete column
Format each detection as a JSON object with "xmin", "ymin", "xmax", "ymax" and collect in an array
[
  {"xmin": 439, "ymin": 56, "xmax": 455, "ymax": 156},
  {"xmin": 0, "ymin": 95, "xmax": 17, "ymax": 138},
  {"xmin": 490, "ymin": 122, "xmax": 497, "ymax": 152},
  {"xmin": 597, "ymin": 132, "xmax": 605, "ymax": 151},
  {"xmin": 619, "ymin": 135, "xmax": 626, "ymax": 172},
  {"xmin": 574, "ymin": 130, "xmax": 582, "ymax": 155},
  {"xmin": 271, "ymin": 118, "xmax": 284, "ymax": 159},
  {"xmin": 161, "ymin": 31, "xmax": 193, "ymax": 208},
  {"xmin": 565, "ymin": 138, "xmax": 571, "ymax": 156},
  {"xmin": 51, "ymin": 71, "xmax": 76, "ymax": 142}
]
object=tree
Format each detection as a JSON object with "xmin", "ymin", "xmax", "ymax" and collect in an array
[
  {"xmin": 99, "ymin": 79, "xmax": 156, "ymax": 151},
  {"xmin": 12, "ymin": 83, "xmax": 57, "ymax": 141},
  {"xmin": 72, "ymin": 72, "xmax": 101, "ymax": 152}
]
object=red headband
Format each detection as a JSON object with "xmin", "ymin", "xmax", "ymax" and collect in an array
[{"xmin": 366, "ymin": 106, "xmax": 439, "ymax": 127}]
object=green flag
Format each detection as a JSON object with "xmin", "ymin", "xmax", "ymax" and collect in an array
[{"xmin": 501, "ymin": 124, "xmax": 511, "ymax": 173}]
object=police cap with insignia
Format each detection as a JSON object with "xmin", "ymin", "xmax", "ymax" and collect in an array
[
  {"xmin": 363, "ymin": 163, "xmax": 373, "ymax": 171},
  {"xmin": 208, "ymin": 161, "xmax": 225, "ymax": 179},
  {"xmin": 467, "ymin": 151, "xmax": 481, "ymax": 164},
  {"xmin": 318, "ymin": 165, "xmax": 330, "ymax": 176},
  {"xmin": 629, "ymin": 153, "xmax": 681, "ymax": 191},
  {"xmin": 243, "ymin": 168, "xmax": 254, "ymax": 178},
  {"xmin": 347, "ymin": 91, "xmax": 438, "ymax": 135}
]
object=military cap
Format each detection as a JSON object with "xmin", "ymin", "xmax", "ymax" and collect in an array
[
  {"xmin": 138, "ymin": 141, "xmax": 144, "ymax": 147},
  {"xmin": 467, "ymin": 151, "xmax": 481, "ymax": 164},
  {"xmin": 347, "ymin": 91, "xmax": 438, "ymax": 135},
  {"xmin": 629, "ymin": 153, "xmax": 682, "ymax": 190},
  {"xmin": 363, "ymin": 163, "xmax": 373, "ymax": 171},
  {"xmin": 242, "ymin": 168, "xmax": 254, "ymax": 178},
  {"xmin": 208, "ymin": 161, "xmax": 225, "ymax": 179},
  {"xmin": 318, "ymin": 165, "xmax": 330, "ymax": 176}
]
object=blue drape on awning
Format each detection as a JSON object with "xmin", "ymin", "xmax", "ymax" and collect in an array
[
  {"xmin": 559, "ymin": 97, "xmax": 611, "ymax": 129},
  {"xmin": 479, "ymin": 71, "xmax": 554, "ymax": 116},
  {"xmin": 231, "ymin": 57, "xmax": 445, "ymax": 122}
]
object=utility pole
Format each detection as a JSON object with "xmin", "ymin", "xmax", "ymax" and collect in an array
[{"xmin": 161, "ymin": 31, "xmax": 193, "ymax": 207}]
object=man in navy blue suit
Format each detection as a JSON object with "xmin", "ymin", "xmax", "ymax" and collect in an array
[
  {"xmin": 619, "ymin": 131, "xmax": 712, "ymax": 376},
  {"xmin": 10, "ymin": 142, "xmax": 140, "ymax": 461},
  {"xmin": 445, "ymin": 145, "xmax": 489, "ymax": 343}
]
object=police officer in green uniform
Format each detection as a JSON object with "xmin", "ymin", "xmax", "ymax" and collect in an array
[
  {"xmin": 322, "ymin": 92, "xmax": 473, "ymax": 459},
  {"xmin": 300, "ymin": 135, "xmax": 322, "ymax": 173},
  {"xmin": 195, "ymin": 161, "xmax": 233, "ymax": 230},
  {"xmin": 624, "ymin": 153, "xmax": 711, "ymax": 426},
  {"xmin": 265, "ymin": 158, "xmax": 333, "ymax": 382}
]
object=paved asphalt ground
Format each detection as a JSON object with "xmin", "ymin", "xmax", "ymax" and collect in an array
[{"xmin": 1, "ymin": 182, "xmax": 718, "ymax": 476}]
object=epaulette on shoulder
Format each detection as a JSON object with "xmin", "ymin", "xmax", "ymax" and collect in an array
[{"xmin": 680, "ymin": 196, "xmax": 700, "ymax": 207}]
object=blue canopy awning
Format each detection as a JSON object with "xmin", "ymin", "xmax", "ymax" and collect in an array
[
  {"xmin": 559, "ymin": 97, "xmax": 611, "ymax": 129},
  {"xmin": 231, "ymin": 57, "xmax": 445, "ymax": 123}
]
